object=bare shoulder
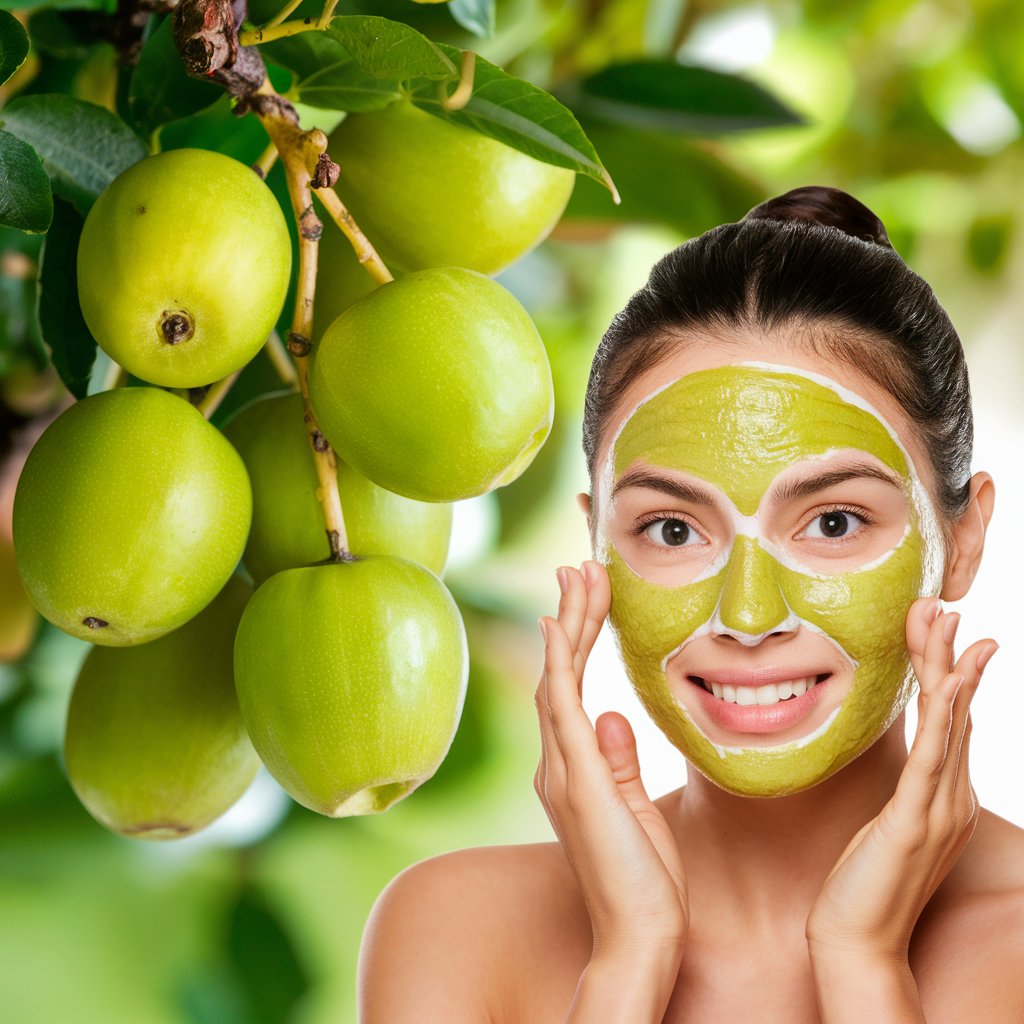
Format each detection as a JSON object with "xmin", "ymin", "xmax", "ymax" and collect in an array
[
  {"xmin": 358, "ymin": 842, "xmax": 590, "ymax": 1023},
  {"xmin": 914, "ymin": 809, "xmax": 1024, "ymax": 1022}
]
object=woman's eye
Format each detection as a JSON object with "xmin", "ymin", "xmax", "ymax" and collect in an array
[
  {"xmin": 802, "ymin": 510, "xmax": 866, "ymax": 540},
  {"xmin": 643, "ymin": 518, "xmax": 702, "ymax": 548}
]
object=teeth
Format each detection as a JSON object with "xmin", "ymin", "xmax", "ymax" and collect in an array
[{"xmin": 703, "ymin": 676, "xmax": 821, "ymax": 706}]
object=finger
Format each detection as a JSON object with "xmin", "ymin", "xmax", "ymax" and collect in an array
[
  {"xmin": 906, "ymin": 596, "xmax": 941, "ymax": 682},
  {"xmin": 894, "ymin": 668, "xmax": 960, "ymax": 813},
  {"xmin": 919, "ymin": 609, "xmax": 960, "ymax": 698},
  {"xmin": 539, "ymin": 615, "xmax": 602, "ymax": 758},
  {"xmin": 577, "ymin": 560, "xmax": 612, "ymax": 664},
  {"xmin": 595, "ymin": 711, "xmax": 655, "ymax": 814},
  {"xmin": 940, "ymin": 640, "xmax": 995, "ymax": 794},
  {"xmin": 556, "ymin": 566, "xmax": 590, "ymax": 656}
]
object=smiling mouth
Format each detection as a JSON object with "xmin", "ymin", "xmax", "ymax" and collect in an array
[{"xmin": 689, "ymin": 673, "xmax": 831, "ymax": 707}]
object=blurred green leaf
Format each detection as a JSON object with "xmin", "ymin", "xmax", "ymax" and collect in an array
[
  {"xmin": 566, "ymin": 60, "xmax": 804, "ymax": 134},
  {"xmin": 326, "ymin": 15, "xmax": 457, "ymax": 81},
  {"xmin": 0, "ymin": 95, "xmax": 147, "ymax": 215},
  {"xmin": 0, "ymin": 10, "xmax": 29, "ymax": 86},
  {"xmin": 263, "ymin": 32, "xmax": 402, "ymax": 112},
  {"xmin": 25, "ymin": 9, "xmax": 100, "ymax": 60},
  {"xmin": 563, "ymin": 119, "xmax": 761, "ymax": 234},
  {"xmin": 37, "ymin": 198, "xmax": 96, "ymax": 399},
  {"xmin": 226, "ymin": 886, "xmax": 312, "ymax": 1024},
  {"xmin": 967, "ymin": 213, "xmax": 1014, "ymax": 275},
  {"xmin": 0, "ymin": 130, "xmax": 52, "ymax": 233},
  {"xmin": 129, "ymin": 16, "xmax": 221, "ymax": 135},
  {"xmin": 412, "ymin": 45, "xmax": 616, "ymax": 194},
  {"xmin": 449, "ymin": 0, "xmax": 495, "ymax": 38},
  {"xmin": 160, "ymin": 96, "xmax": 272, "ymax": 165}
]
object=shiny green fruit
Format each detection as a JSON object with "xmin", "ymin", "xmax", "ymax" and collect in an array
[
  {"xmin": 234, "ymin": 558, "xmax": 468, "ymax": 816},
  {"xmin": 223, "ymin": 392, "xmax": 451, "ymax": 583},
  {"xmin": 310, "ymin": 267, "xmax": 554, "ymax": 502},
  {"xmin": 77, "ymin": 148, "xmax": 292, "ymax": 388},
  {"xmin": 331, "ymin": 100, "xmax": 575, "ymax": 275},
  {"xmin": 65, "ymin": 575, "xmax": 260, "ymax": 839},
  {"xmin": 13, "ymin": 387, "xmax": 252, "ymax": 646}
]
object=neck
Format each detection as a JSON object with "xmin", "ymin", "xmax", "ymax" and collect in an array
[{"xmin": 663, "ymin": 716, "xmax": 909, "ymax": 940}]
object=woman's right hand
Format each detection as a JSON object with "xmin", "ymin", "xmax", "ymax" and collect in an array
[{"xmin": 535, "ymin": 560, "xmax": 689, "ymax": 962}]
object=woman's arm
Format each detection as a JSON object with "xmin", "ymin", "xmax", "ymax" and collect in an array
[
  {"xmin": 537, "ymin": 562, "xmax": 688, "ymax": 1022},
  {"xmin": 807, "ymin": 600, "xmax": 997, "ymax": 1022}
]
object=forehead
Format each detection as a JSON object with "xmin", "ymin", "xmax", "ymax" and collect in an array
[{"xmin": 610, "ymin": 365, "xmax": 910, "ymax": 515}]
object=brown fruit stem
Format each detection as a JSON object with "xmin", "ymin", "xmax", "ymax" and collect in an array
[{"xmin": 252, "ymin": 81, "xmax": 350, "ymax": 561}]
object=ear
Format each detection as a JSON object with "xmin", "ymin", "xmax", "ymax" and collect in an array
[
  {"xmin": 940, "ymin": 471, "xmax": 995, "ymax": 601},
  {"xmin": 576, "ymin": 492, "xmax": 592, "ymax": 533}
]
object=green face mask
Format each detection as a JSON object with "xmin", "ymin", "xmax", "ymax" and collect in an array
[{"xmin": 596, "ymin": 364, "xmax": 944, "ymax": 797}]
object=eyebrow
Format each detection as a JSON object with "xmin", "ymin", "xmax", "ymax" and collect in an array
[
  {"xmin": 611, "ymin": 468, "xmax": 721, "ymax": 507},
  {"xmin": 610, "ymin": 461, "xmax": 904, "ymax": 507},
  {"xmin": 768, "ymin": 462, "xmax": 904, "ymax": 505}
]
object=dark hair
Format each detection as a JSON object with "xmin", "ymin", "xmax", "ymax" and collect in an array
[{"xmin": 583, "ymin": 185, "xmax": 973, "ymax": 521}]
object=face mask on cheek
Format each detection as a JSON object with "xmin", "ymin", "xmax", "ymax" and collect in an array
[{"xmin": 595, "ymin": 364, "xmax": 945, "ymax": 798}]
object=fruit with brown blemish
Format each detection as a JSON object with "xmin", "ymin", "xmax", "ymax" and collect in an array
[
  {"xmin": 77, "ymin": 148, "xmax": 292, "ymax": 388},
  {"xmin": 65, "ymin": 575, "xmax": 260, "ymax": 839},
  {"xmin": 223, "ymin": 391, "xmax": 452, "ymax": 583},
  {"xmin": 234, "ymin": 558, "xmax": 467, "ymax": 816},
  {"xmin": 12, "ymin": 387, "xmax": 252, "ymax": 646}
]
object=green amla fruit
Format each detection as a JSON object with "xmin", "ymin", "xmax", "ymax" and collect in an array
[
  {"xmin": 65, "ymin": 575, "xmax": 260, "ymax": 839},
  {"xmin": 77, "ymin": 148, "xmax": 292, "ymax": 388},
  {"xmin": 13, "ymin": 387, "xmax": 252, "ymax": 646},
  {"xmin": 310, "ymin": 267, "xmax": 554, "ymax": 502},
  {"xmin": 223, "ymin": 392, "xmax": 451, "ymax": 583},
  {"xmin": 234, "ymin": 558, "xmax": 468, "ymax": 817},
  {"xmin": 330, "ymin": 100, "xmax": 575, "ymax": 275}
]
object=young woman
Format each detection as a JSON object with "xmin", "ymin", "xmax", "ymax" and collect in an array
[{"xmin": 358, "ymin": 187, "xmax": 1024, "ymax": 1022}]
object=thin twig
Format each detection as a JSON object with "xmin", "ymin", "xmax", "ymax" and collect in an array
[
  {"xmin": 315, "ymin": 187, "xmax": 394, "ymax": 286},
  {"xmin": 252, "ymin": 139, "xmax": 279, "ymax": 179},
  {"xmin": 264, "ymin": 330, "xmax": 299, "ymax": 387},
  {"xmin": 441, "ymin": 51, "xmax": 476, "ymax": 112},
  {"xmin": 197, "ymin": 369, "xmax": 243, "ymax": 419}
]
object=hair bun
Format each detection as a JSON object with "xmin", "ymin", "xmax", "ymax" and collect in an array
[{"xmin": 743, "ymin": 185, "xmax": 893, "ymax": 249}]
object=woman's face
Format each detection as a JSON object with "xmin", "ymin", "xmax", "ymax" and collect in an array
[{"xmin": 590, "ymin": 334, "xmax": 947, "ymax": 797}]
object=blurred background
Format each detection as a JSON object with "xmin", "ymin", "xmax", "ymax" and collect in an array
[{"xmin": 3, "ymin": 0, "xmax": 1024, "ymax": 1020}]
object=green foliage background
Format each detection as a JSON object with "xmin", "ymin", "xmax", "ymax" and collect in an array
[{"xmin": 2, "ymin": 1, "xmax": 1023, "ymax": 1020}]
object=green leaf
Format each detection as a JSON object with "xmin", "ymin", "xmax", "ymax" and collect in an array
[
  {"xmin": 563, "ymin": 119, "xmax": 761, "ymax": 235},
  {"xmin": 25, "ymin": 10, "xmax": 99, "ymax": 60},
  {"xmin": 128, "ymin": 15, "xmax": 221, "ymax": 135},
  {"xmin": 37, "ymin": 198, "xmax": 97, "ymax": 399},
  {"xmin": 411, "ymin": 45, "xmax": 616, "ymax": 195},
  {"xmin": 0, "ymin": 95, "xmax": 147, "ymax": 214},
  {"xmin": 566, "ymin": 60, "xmax": 804, "ymax": 134},
  {"xmin": 325, "ymin": 15, "xmax": 458, "ymax": 81},
  {"xmin": 0, "ymin": 130, "xmax": 53, "ymax": 233},
  {"xmin": 263, "ymin": 31, "xmax": 402, "ymax": 112},
  {"xmin": 226, "ymin": 888, "xmax": 312, "ymax": 1024},
  {"xmin": 448, "ymin": 0, "xmax": 495, "ymax": 38},
  {"xmin": 0, "ymin": 10, "xmax": 29, "ymax": 87}
]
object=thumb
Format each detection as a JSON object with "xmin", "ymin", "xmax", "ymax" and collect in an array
[{"xmin": 596, "ymin": 711, "xmax": 654, "ymax": 810}]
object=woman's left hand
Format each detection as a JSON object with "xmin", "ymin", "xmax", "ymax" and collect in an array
[{"xmin": 806, "ymin": 597, "xmax": 998, "ymax": 963}]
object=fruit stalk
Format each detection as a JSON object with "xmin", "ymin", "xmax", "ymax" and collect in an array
[
  {"xmin": 251, "ymin": 86, "xmax": 350, "ymax": 561},
  {"xmin": 197, "ymin": 368, "xmax": 244, "ymax": 419},
  {"xmin": 264, "ymin": 330, "xmax": 298, "ymax": 387},
  {"xmin": 314, "ymin": 187, "xmax": 394, "ymax": 287}
]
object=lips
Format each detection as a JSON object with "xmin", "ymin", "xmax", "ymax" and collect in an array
[
  {"xmin": 691, "ymin": 673, "xmax": 830, "ymax": 707},
  {"xmin": 681, "ymin": 671, "xmax": 835, "ymax": 736}
]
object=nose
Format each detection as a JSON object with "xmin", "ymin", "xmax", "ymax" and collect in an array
[{"xmin": 710, "ymin": 535, "xmax": 796, "ymax": 645}]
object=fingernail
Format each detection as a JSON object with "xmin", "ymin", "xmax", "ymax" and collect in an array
[
  {"xmin": 977, "ymin": 643, "xmax": 999, "ymax": 672},
  {"xmin": 928, "ymin": 599, "xmax": 942, "ymax": 624},
  {"xmin": 580, "ymin": 561, "xmax": 593, "ymax": 584},
  {"xmin": 556, "ymin": 568, "xmax": 568, "ymax": 595},
  {"xmin": 942, "ymin": 612, "xmax": 960, "ymax": 645},
  {"xmin": 538, "ymin": 617, "xmax": 548, "ymax": 641}
]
